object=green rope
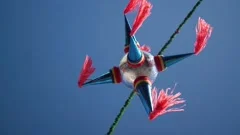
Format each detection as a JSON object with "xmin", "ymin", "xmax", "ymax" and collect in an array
[
  {"xmin": 106, "ymin": 1, "xmax": 203, "ymax": 134},
  {"xmin": 106, "ymin": 91, "xmax": 135, "ymax": 135},
  {"xmin": 158, "ymin": 0, "xmax": 203, "ymax": 55}
]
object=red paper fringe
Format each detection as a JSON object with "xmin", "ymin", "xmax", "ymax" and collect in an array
[
  {"xmin": 131, "ymin": 0, "xmax": 152, "ymax": 36},
  {"xmin": 194, "ymin": 17, "xmax": 213, "ymax": 55},
  {"xmin": 78, "ymin": 55, "xmax": 95, "ymax": 88},
  {"xmin": 124, "ymin": 0, "xmax": 152, "ymax": 36},
  {"xmin": 124, "ymin": 0, "xmax": 140, "ymax": 14},
  {"xmin": 140, "ymin": 45, "xmax": 151, "ymax": 52},
  {"xmin": 149, "ymin": 84, "xmax": 185, "ymax": 121},
  {"xmin": 124, "ymin": 44, "xmax": 151, "ymax": 53}
]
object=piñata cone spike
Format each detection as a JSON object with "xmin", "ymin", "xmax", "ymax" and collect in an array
[
  {"xmin": 80, "ymin": 67, "xmax": 122, "ymax": 87},
  {"xmin": 162, "ymin": 53, "xmax": 194, "ymax": 68},
  {"xmin": 134, "ymin": 76, "xmax": 154, "ymax": 115},
  {"xmin": 78, "ymin": 55, "xmax": 95, "ymax": 88},
  {"xmin": 127, "ymin": 35, "xmax": 143, "ymax": 63},
  {"xmin": 124, "ymin": 14, "xmax": 151, "ymax": 53},
  {"xmin": 124, "ymin": 15, "xmax": 139, "ymax": 47},
  {"xmin": 154, "ymin": 53, "xmax": 194, "ymax": 72},
  {"xmin": 194, "ymin": 17, "xmax": 213, "ymax": 55}
]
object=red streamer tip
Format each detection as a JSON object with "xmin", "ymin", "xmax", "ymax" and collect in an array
[
  {"xmin": 124, "ymin": 0, "xmax": 141, "ymax": 14},
  {"xmin": 78, "ymin": 55, "xmax": 95, "ymax": 88},
  {"xmin": 194, "ymin": 17, "xmax": 213, "ymax": 55},
  {"xmin": 140, "ymin": 45, "xmax": 151, "ymax": 52},
  {"xmin": 149, "ymin": 85, "xmax": 185, "ymax": 121},
  {"xmin": 130, "ymin": 0, "xmax": 152, "ymax": 36}
]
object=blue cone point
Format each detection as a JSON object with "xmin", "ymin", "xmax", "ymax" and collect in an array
[
  {"xmin": 163, "ymin": 53, "xmax": 194, "ymax": 68},
  {"xmin": 124, "ymin": 15, "xmax": 142, "ymax": 63},
  {"xmin": 83, "ymin": 72, "xmax": 113, "ymax": 86},
  {"xmin": 127, "ymin": 36, "xmax": 143, "ymax": 63},
  {"xmin": 136, "ymin": 82, "xmax": 154, "ymax": 115},
  {"xmin": 124, "ymin": 15, "xmax": 137, "ymax": 46}
]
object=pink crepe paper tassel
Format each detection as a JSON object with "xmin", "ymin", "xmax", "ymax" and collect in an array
[
  {"xmin": 194, "ymin": 17, "xmax": 213, "ymax": 55},
  {"xmin": 78, "ymin": 55, "xmax": 95, "ymax": 88},
  {"xmin": 149, "ymin": 85, "xmax": 185, "ymax": 121}
]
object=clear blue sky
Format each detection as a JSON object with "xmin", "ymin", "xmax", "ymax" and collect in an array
[{"xmin": 1, "ymin": 0, "xmax": 239, "ymax": 135}]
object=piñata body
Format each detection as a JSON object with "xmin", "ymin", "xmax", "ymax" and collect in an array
[
  {"xmin": 119, "ymin": 51, "xmax": 158, "ymax": 89},
  {"xmin": 78, "ymin": 0, "xmax": 213, "ymax": 121}
]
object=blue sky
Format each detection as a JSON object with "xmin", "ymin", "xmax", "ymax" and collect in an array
[{"xmin": 1, "ymin": 0, "xmax": 240, "ymax": 135}]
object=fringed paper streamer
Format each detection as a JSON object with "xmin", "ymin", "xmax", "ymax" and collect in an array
[
  {"xmin": 124, "ymin": 0, "xmax": 141, "ymax": 14},
  {"xmin": 140, "ymin": 45, "xmax": 151, "ymax": 52},
  {"xmin": 124, "ymin": 44, "xmax": 151, "ymax": 53},
  {"xmin": 194, "ymin": 17, "xmax": 213, "ymax": 55},
  {"xmin": 130, "ymin": 0, "xmax": 152, "ymax": 36},
  {"xmin": 149, "ymin": 84, "xmax": 185, "ymax": 121},
  {"xmin": 78, "ymin": 55, "xmax": 95, "ymax": 88},
  {"xmin": 124, "ymin": 0, "xmax": 152, "ymax": 36}
]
